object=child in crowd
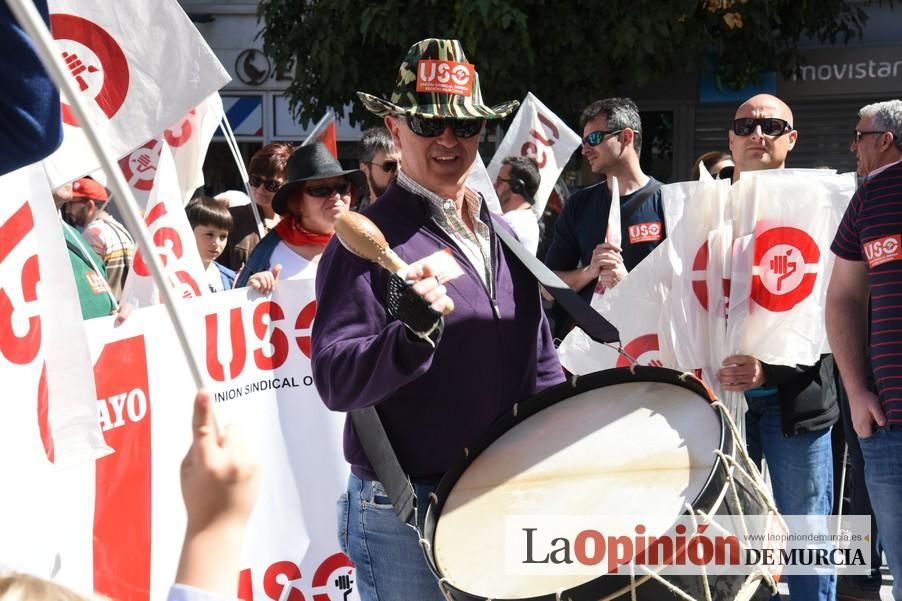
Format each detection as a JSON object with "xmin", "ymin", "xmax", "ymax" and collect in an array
[{"xmin": 185, "ymin": 197, "xmax": 236, "ymax": 293}]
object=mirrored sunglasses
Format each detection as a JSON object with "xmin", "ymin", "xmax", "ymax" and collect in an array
[
  {"xmin": 582, "ymin": 129, "xmax": 623, "ymax": 147},
  {"xmin": 248, "ymin": 175, "xmax": 283, "ymax": 193},
  {"xmin": 731, "ymin": 117, "xmax": 792, "ymax": 137},
  {"xmin": 406, "ymin": 115, "xmax": 484, "ymax": 138},
  {"xmin": 305, "ymin": 182, "xmax": 352, "ymax": 198}
]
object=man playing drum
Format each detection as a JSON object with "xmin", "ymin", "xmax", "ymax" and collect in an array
[{"xmin": 311, "ymin": 38, "xmax": 564, "ymax": 601}]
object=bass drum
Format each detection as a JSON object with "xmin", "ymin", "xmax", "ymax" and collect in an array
[{"xmin": 422, "ymin": 367, "xmax": 780, "ymax": 601}]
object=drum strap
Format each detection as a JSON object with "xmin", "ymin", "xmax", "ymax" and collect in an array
[
  {"xmin": 350, "ymin": 408, "xmax": 418, "ymax": 525},
  {"xmin": 490, "ymin": 214, "xmax": 619, "ymax": 343}
]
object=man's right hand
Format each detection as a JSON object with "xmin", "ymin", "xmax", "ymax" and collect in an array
[
  {"xmin": 848, "ymin": 388, "xmax": 887, "ymax": 438},
  {"xmin": 402, "ymin": 264, "xmax": 453, "ymax": 315}
]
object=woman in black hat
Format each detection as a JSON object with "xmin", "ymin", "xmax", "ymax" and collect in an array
[{"xmin": 234, "ymin": 143, "xmax": 366, "ymax": 291}]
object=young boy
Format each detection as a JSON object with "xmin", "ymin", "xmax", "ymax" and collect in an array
[{"xmin": 185, "ymin": 197, "xmax": 236, "ymax": 292}]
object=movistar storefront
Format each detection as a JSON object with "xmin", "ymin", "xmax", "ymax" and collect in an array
[{"xmin": 628, "ymin": 3, "xmax": 902, "ymax": 184}]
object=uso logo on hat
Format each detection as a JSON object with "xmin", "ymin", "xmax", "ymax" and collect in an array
[{"xmin": 416, "ymin": 60, "xmax": 474, "ymax": 96}]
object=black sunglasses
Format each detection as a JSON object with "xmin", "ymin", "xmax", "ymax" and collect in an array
[
  {"xmin": 715, "ymin": 166, "xmax": 735, "ymax": 180},
  {"xmin": 248, "ymin": 175, "xmax": 283, "ymax": 193},
  {"xmin": 852, "ymin": 130, "xmax": 888, "ymax": 144},
  {"xmin": 732, "ymin": 118, "xmax": 792, "ymax": 137},
  {"xmin": 582, "ymin": 129, "xmax": 623, "ymax": 147},
  {"xmin": 406, "ymin": 115, "xmax": 484, "ymax": 138},
  {"xmin": 368, "ymin": 160, "xmax": 399, "ymax": 173},
  {"xmin": 305, "ymin": 182, "xmax": 352, "ymax": 198}
]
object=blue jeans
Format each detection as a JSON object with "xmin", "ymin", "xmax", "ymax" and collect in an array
[
  {"xmin": 745, "ymin": 394, "xmax": 836, "ymax": 601},
  {"xmin": 836, "ymin": 371, "xmax": 883, "ymax": 582},
  {"xmin": 337, "ymin": 473, "xmax": 444, "ymax": 601},
  {"xmin": 859, "ymin": 427, "xmax": 902, "ymax": 600}
]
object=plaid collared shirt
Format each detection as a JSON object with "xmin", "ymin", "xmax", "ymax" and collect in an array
[{"xmin": 397, "ymin": 170, "xmax": 493, "ymax": 292}]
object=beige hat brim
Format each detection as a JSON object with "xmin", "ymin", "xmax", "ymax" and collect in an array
[{"xmin": 357, "ymin": 91, "xmax": 518, "ymax": 120}]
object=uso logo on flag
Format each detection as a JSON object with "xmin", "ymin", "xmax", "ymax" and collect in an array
[
  {"xmin": 628, "ymin": 221, "xmax": 663, "ymax": 244},
  {"xmin": 863, "ymin": 234, "xmax": 901, "ymax": 268},
  {"xmin": 416, "ymin": 60, "xmax": 474, "ymax": 96}
]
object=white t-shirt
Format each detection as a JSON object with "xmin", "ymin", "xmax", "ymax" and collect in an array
[
  {"xmin": 501, "ymin": 209, "xmax": 540, "ymax": 255},
  {"xmin": 270, "ymin": 241, "xmax": 318, "ymax": 280},
  {"xmin": 205, "ymin": 262, "xmax": 225, "ymax": 293}
]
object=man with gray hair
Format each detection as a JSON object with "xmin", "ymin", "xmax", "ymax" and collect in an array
[
  {"xmin": 830, "ymin": 98, "xmax": 901, "ymax": 601},
  {"xmin": 828, "ymin": 97, "xmax": 902, "ymax": 601},
  {"xmin": 357, "ymin": 125, "xmax": 400, "ymax": 210},
  {"xmin": 851, "ymin": 99, "xmax": 902, "ymax": 177}
]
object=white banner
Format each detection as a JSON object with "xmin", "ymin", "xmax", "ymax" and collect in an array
[
  {"xmin": 0, "ymin": 164, "xmax": 108, "ymax": 575},
  {"xmin": 486, "ymin": 93, "xmax": 581, "ymax": 216},
  {"xmin": 44, "ymin": 0, "xmax": 230, "ymax": 187},
  {"xmin": 120, "ymin": 144, "xmax": 208, "ymax": 307},
  {"xmin": 42, "ymin": 280, "xmax": 357, "ymax": 601}
]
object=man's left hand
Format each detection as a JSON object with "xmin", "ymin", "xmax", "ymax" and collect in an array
[
  {"xmin": 718, "ymin": 354, "xmax": 765, "ymax": 392},
  {"xmin": 596, "ymin": 243, "xmax": 626, "ymax": 289}
]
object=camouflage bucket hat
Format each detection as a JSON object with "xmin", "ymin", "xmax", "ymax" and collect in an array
[{"xmin": 357, "ymin": 38, "xmax": 519, "ymax": 120}]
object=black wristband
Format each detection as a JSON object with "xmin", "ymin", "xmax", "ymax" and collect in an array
[{"xmin": 384, "ymin": 273, "xmax": 444, "ymax": 344}]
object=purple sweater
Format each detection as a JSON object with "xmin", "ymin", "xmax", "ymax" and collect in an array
[{"xmin": 312, "ymin": 182, "xmax": 564, "ymax": 481}]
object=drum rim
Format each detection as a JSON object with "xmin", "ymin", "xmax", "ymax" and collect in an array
[{"xmin": 422, "ymin": 366, "xmax": 729, "ymax": 601}]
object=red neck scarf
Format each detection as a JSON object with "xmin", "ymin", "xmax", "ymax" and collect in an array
[{"xmin": 274, "ymin": 217, "xmax": 333, "ymax": 247}]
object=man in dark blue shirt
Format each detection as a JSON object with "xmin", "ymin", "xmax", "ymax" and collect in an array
[{"xmin": 544, "ymin": 97, "xmax": 665, "ymax": 305}]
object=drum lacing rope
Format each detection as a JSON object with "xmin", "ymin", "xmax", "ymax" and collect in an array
[
  {"xmin": 429, "ymin": 492, "xmax": 439, "ymax": 506},
  {"xmin": 634, "ymin": 567, "xmax": 699, "ymax": 601},
  {"xmin": 684, "ymin": 505, "xmax": 714, "ymax": 601},
  {"xmin": 513, "ymin": 402, "xmax": 519, "ymax": 417},
  {"xmin": 554, "ymin": 588, "xmax": 572, "ymax": 601},
  {"xmin": 708, "ymin": 401, "xmax": 781, "ymax": 595},
  {"xmin": 711, "ymin": 400, "xmax": 780, "ymax": 515},
  {"xmin": 417, "ymin": 535, "xmax": 431, "ymax": 556},
  {"xmin": 437, "ymin": 578, "xmax": 455, "ymax": 601},
  {"xmin": 463, "ymin": 447, "xmax": 469, "ymax": 458},
  {"xmin": 629, "ymin": 559, "xmax": 637, "ymax": 601}
]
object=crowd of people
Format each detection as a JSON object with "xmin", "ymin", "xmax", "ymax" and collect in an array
[{"xmin": 3, "ymin": 3, "xmax": 902, "ymax": 599}]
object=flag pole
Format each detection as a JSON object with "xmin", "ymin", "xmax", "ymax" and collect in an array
[
  {"xmin": 6, "ymin": 0, "xmax": 209, "ymax": 392},
  {"xmin": 301, "ymin": 111, "xmax": 335, "ymax": 147},
  {"xmin": 219, "ymin": 114, "xmax": 265, "ymax": 238}
]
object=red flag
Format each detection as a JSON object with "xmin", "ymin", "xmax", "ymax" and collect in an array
[{"xmin": 318, "ymin": 121, "xmax": 338, "ymax": 158}]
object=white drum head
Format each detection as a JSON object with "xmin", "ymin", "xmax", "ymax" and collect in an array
[{"xmin": 432, "ymin": 380, "xmax": 722, "ymax": 599}]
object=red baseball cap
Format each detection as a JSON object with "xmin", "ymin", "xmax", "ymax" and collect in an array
[{"xmin": 71, "ymin": 177, "xmax": 108, "ymax": 202}]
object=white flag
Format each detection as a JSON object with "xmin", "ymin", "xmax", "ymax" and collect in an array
[
  {"xmin": 659, "ymin": 180, "xmax": 731, "ymax": 373},
  {"xmin": 120, "ymin": 144, "xmax": 209, "ymax": 306},
  {"xmin": 587, "ymin": 176, "xmax": 620, "ymax": 307},
  {"xmin": 728, "ymin": 170, "xmax": 855, "ymax": 366},
  {"xmin": 486, "ymin": 93, "xmax": 581, "ymax": 216},
  {"xmin": 118, "ymin": 94, "xmax": 225, "ymax": 206},
  {"xmin": 558, "ymin": 241, "xmax": 672, "ymax": 375},
  {"xmin": 44, "ymin": 0, "xmax": 230, "ymax": 187},
  {"xmin": 0, "ymin": 164, "xmax": 108, "ymax": 575}
]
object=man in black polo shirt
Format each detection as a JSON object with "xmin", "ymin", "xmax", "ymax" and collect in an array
[{"xmin": 544, "ymin": 97, "xmax": 664, "ymax": 315}]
